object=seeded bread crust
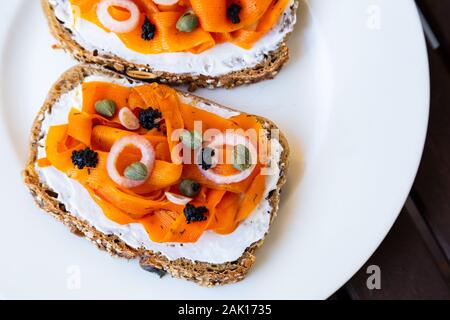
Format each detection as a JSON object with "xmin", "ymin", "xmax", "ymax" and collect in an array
[
  {"xmin": 41, "ymin": 0, "xmax": 299, "ymax": 89},
  {"xmin": 23, "ymin": 65, "xmax": 290, "ymax": 286}
]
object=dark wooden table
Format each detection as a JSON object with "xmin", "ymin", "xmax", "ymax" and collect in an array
[{"xmin": 329, "ymin": 0, "xmax": 450, "ymax": 300}]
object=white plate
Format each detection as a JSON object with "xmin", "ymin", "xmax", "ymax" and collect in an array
[{"xmin": 0, "ymin": 0, "xmax": 429, "ymax": 299}]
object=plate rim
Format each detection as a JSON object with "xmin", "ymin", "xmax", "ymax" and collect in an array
[{"xmin": 0, "ymin": 0, "xmax": 430, "ymax": 299}]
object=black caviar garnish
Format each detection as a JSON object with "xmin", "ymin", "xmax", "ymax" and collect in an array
[
  {"xmin": 71, "ymin": 148, "xmax": 99, "ymax": 170},
  {"xmin": 141, "ymin": 17, "xmax": 156, "ymax": 41},
  {"xmin": 139, "ymin": 108, "xmax": 162, "ymax": 130},
  {"xmin": 199, "ymin": 147, "xmax": 215, "ymax": 171},
  {"xmin": 184, "ymin": 204, "xmax": 208, "ymax": 224},
  {"xmin": 227, "ymin": 3, "xmax": 242, "ymax": 24}
]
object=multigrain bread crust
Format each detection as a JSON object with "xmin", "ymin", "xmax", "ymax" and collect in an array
[
  {"xmin": 23, "ymin": 65, "xmax": 290, "ymax": 286},
  {"xmin": 41, "ymin": 0, "xmax": 299, "ymax": 89}
]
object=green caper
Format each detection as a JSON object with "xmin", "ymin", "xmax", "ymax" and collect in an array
[
  {"xmin": 124, "ymin": 162, "xmax": 148, "ymax": 181},
  {"xmin": 232, "ymin": 144, "xmax": 252, "ymax": 171},
  {"xmin": 95, "ymin": 99, "xmax": 117, "ymax": 118},
  {"xmin": 179, "ymin": 179, "xmax": 201, "ymax": 197},
  {"xmin": 180, "ymin": 130, "xmax": 202, "ymax": 150},
  {"xmin": 176, "ymin": 10, "xmax": 199, "ymax": 33}
]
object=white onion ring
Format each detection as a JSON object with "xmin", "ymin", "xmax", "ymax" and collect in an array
[
  {"xmin": 165, "ymin": 192, "xmax": 192, "ymax": 206},
  {"xmin": 152, "ymin": 0, "xmax": 179, "ymax": 5},
  {"xmin": 97, "ymin": 0, "xmax": 140, "ymax": 33},
  {"xmin": 119, "ymin": 107, "xmax": 140, "ymax": 130},
  {"xmin": 107, "ymin": 135, "xmax": 155, "ymax": 188},
  {"xmin": 198, "ymin": 133, "xmax": 258, "ymax": 184}
]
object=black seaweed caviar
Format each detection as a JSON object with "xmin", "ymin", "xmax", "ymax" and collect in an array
[
  {"xmin": 139, "ymin": 108, "xmax": 163, "ymax": 130},
  {"xmin": 227, "ymin": 3, "xmax": 242, "ymax": 24},
  {"xmin": 71, "ymin": 148, "xmax": 99, "ymax": 170},
  {"xmin": 141, "ymin": 17, "xmax": 156, "ymax": 41},
  {"xmin": 184, "ymin": 204, "xmax": 209, "ymax": 224},
  {"xmin": 199, "ymin": 147, "xmax": 215, "ymax": 171}
]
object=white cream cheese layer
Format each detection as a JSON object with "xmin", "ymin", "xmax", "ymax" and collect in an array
[
  {"xmin": 35, "ymin": 76, "xmax": 283, "ymax": 264},
  {"xmin": 49, "ymin": 0, "xmax": 297, "ymax": 77}
]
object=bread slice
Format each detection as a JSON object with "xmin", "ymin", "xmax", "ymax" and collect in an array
[
  {"xmin": 23, "ymin": 65, "xmax": 290, "ymax": 286},
  {"xmin": 41, "ymin": 0, "xmax": 299, "ymax": 89}
]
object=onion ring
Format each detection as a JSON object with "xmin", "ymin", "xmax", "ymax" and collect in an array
[
  {"xmin": 119, "ymin": 107, "xmax": 140, "ymax": 130},
  {"xmin": 165, "ymin": 192, "xmax": 192, "ymax": 206},
  {"xmin": 97, "ymin": 0, "xmax": 140, "ymax": 34},
  {"xmin": 198, "ymin": 133, "xmax": 258, "ymax": 184},
  {"xmin": 152, "ymin": 0, "xmax": 179, "ymax": 5},
  {"xmin": 107, "ymin": 135, "xmax": 155, "ymax": 188}
]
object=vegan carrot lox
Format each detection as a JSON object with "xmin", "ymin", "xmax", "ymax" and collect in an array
[
  {"xmin": 24, "ymin": 66, "xmax": 290, "ymax": 285},
  {"xmin": 42, "ymin": 0, "xmax": 299, "ymax": 87}
]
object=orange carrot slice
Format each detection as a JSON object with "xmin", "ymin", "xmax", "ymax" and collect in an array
[
  {"xmin": 190, "ymin": 0, "xmax": 273, "ymax": 33},
  {"xmin": 37, "ymin": 158, "xmax": 52, "ymax": 168},
  {"xmin": 235, "ymin": 174, "xmax": 266, "ymax": 223},
  {"xmin": 82, "ymin": 81, "xmax": 131, "ymax": 116},
  {"xmin": 91, "ymin": 125, "xmax": 168, "ymax": 154},
  {"xmin": 231, "ymin": 0, "xmax": 289, "ymax": 49},
  {"xmin": 68, "ymin": 108, "xmax": 93, "ymax": 146},
  {"xmin": 139, "ymin": 208, "xmax": 181, "ymax": 242},
  {"xmin": 89, "ymin": 188, "xmax": 137, "ymax": 225},
  {"xmin": 46, "ymin": 125, "xmax": 84, "ymax": 172},
  {"xmin": 208, "ymin": 192, "xmax": 241, "ymax": 234}
]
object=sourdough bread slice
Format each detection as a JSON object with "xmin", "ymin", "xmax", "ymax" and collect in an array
[
  {"xmin": 23, "ymin": 65, "xmax": 290, "ymax": 286},
  {"xmin": 41, "ymin": 0, "xmax": 299, "ymax": 89}
]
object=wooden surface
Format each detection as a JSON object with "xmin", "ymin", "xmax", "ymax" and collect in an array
[{"xmin": 330, "ymin": 0, "xmax": 450, "ymax": 300}]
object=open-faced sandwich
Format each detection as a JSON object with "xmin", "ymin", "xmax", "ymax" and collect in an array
[
  {"xmin": 42, "ymin": 0, "xmax": 299, "ymax": 88},
  {"xmin": 23, "ymin": 65, "xmax": 289, "ymax": 286}
]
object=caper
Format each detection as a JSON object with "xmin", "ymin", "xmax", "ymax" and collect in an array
[
  {"xmin": 180, "ymin": 130, "xmax": 202, "ymax": 150},
  {"xmin": 179, "ymin": 179, "xmax": 201, "ymax": 197},
  {"xmin": 124, "ymin": 162, "xmax": 148, "ymax": 181},
  {"xmin": 176, "ymin": 10, "xmax": 199, "ymax": 33},
  {"xmin": 95, "ymin": 99, "xmax": 117, "ymax": 118},
  {"xmin": 199, "ymin": 147, "xmax": 216, "ymax": 171},
  {"xmin": 232, "ymin": 144, "xmax": 252, "ymax": 171}
]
